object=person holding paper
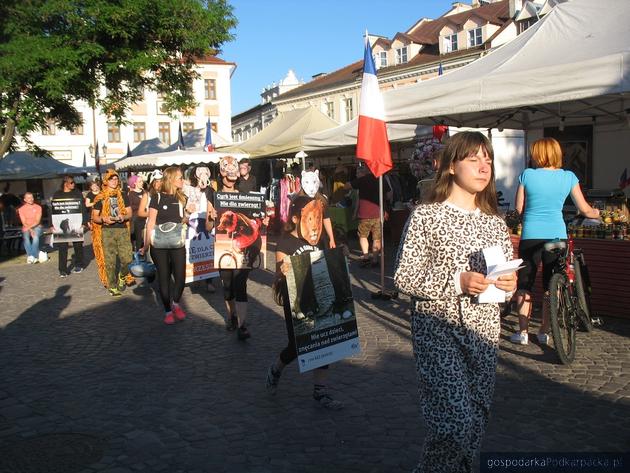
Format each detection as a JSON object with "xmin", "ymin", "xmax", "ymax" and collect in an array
[
  {"xmin": 394, "ymin": 131, "xmax": 516, "ymax": 473},
  {"xmin": 511, "ymin": 138, "xmax": 600, "ymax": 346}
]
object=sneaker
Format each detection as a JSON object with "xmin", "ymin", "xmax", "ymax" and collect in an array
[
  {"xmin": 265, "ymin": 365, "xmax": 281, "ymax": 395},
  {"xmin": 358, "ymin": 255, "xmax": 371, "ymax": 267},
  {"xmin": 237, "ymin": 326, "xmax": 251, "ymax": 341},
  {"xmin": 536, "ymin": 333, "xmax": 550, "ymax": 345},
  {"xmin": 117, "ymin": 274, "xmax": 127, "ymax": 292},
  {"xmin": 72, "ymin": 266, "xmax": 83, "ymax": 274},
  {"xmin": 108, "ymin": 287, "xmax": 122, "ymax": 297},
  {"xmin": 26, "ymin": 256, "xmax": 34, "ymax": 264},
  {"xmin": 313, "ymin": 392, "xmax": 344, "ymax": 410},
  {"xmin": 510, "ymin": 331, "xmax": 529, "ymax": 345},
  {"xmin": 59, "ymin": 271, "xmax": 69, "ymax": 278},
  {"xmin": 164, "ymin": 312, "xmax": 176, "ymax": 325},
  {"xmin": 172, "ymin": 304, "xmax": 186, "ymax": 321}
]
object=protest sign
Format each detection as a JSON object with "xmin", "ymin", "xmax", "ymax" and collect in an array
[{"xmin": 50, "ymin": 197, "xmax": 84, "ymax": 243}]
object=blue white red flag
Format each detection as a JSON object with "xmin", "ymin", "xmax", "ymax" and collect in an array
[
  {"xmin": 356, "ymin": 36, "xmax": 392, "ymax": 178},
  {"xmin": 204, "ymin": 118, "xmax": 215, "ymax": 152}
]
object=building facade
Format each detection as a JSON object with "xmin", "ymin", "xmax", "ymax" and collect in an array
[{"xmin": 18, "ymin": 56, "xmax": 236, "ymax": 166}]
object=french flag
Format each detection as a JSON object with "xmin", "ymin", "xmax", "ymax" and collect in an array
[{"xmin": 356, "ymin": 35, "xmax": 392, "ymax": 178}]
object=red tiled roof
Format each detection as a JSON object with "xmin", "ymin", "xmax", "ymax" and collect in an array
[
  {"xmin": 409, "ymin": 0, "xmax": 509, "ymax": 44},
  {"xmin": 193, "ymin": 55, "xmax": 236, "ymax": 66}
]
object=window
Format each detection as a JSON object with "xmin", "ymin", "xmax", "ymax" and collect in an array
[
  {"xmin": 325, "ymin": 101, "xmax": 335, "ymax": 120},
  {"xmin": 468, "ymin": 27, "xmax": 483, "ymax": 47},
  {"xmin": 159, "ymin": 122, "xmax": 171, "ymax": 144},
  {"xmin": 183, "ymin": 122, "xmax": 195, "ymax": 133},
  {"xmin": 444, "ymin": 33, "xmax": 458, "ymax": 53},
  {"xmin": 107, "ymin": 122, "xmax": 121, "ymax": 142},
  {"xmin": 379, "ymin": 51, "xmax": 387, "ymax": 68},
  {"xmin": 344, "ymin": 98, "xmax": 354, "ymax": 122},
  {"xmin": 204, "ymin": 79, "xmax": 216, "ymax": 100},
  {"xmin": 395, "ymin": 47, "xmax": 408, "ymax": 64},
  {"xmin": 70, "ymin": 113, "xmax": 84, "ymax": 135},
  {"xmin": 41, "ymin": 119, "xmax": 56, "ymax": 135},
  {"xmin": 133, "ymin": 122, "xmax": 146, "ymax": 142},
  {"xmin": 211, "ymin": 122, "xmax": 218, "ymax": 132}
]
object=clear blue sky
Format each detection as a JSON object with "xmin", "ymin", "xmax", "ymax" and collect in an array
[{"xmin": 221, "ymin": 0, "xmax": 455, "ymax": 116}]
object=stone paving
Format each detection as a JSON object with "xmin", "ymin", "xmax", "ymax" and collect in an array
[{"xmin": 0, "ymin": 237, "xmax": 628, "ymax": 473}]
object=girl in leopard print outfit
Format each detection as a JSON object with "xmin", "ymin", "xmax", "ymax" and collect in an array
[{"xmin": 394, "ymin": 131, "xmax": 517, "ymax": 473}]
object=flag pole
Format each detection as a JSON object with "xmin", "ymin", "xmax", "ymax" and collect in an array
[{"xmin": 379, "ymin": 175, "xmax": 385, "ymax": 292}]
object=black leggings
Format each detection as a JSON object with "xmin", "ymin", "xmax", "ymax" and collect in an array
[
  {"xmin": 279, "ymin": 281, "xmax": 327, "ymax": 370},
  {"xmin": 150, "ymin": 246, "xmax": 186, "ymax": 311},
  {"xmin": 219, "ymin": 269, "xmax": 250, "ymax": 302},
  {"xmin": 131, "ymin": 216, "xmax": 146, "ymax": 252},
  {"xmin": 517, "ymin": 239, "xmax": 563, "ymax": 292}
]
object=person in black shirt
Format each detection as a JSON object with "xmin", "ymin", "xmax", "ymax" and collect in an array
[
  {"xmin": 92, "ymin": 169, "xmax": 133, "ymax": 297},
  {"xmin": 84, "ymin": 179, "xmax": 101, "ymax": 231},
  {"xmin": 236, "ymin": 158, "xmax": 258, "ymax": 193},
  {"xmin": 265, "ymin": 196, "xmax": 344, "ymax": 410},
  {"xmin": 52, "ymin": 175, "xmax": 86, "ymax": 276},
  {"xmin": 141, "ymin": 167, "xmax": 191, "ymax": 324}
]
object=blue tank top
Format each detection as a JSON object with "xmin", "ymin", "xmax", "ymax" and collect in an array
[{"xmin": 520, "ymin": 168, "xmax": 578, "ymax": 240}]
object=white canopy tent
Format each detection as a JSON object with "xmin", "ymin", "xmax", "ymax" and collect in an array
[
  {"xmin": 220, "ymin": 107, "xmax": 339, "ymax": 158},
  {"xmin": 383, "ymin": 0, "xmax": 630, "ymax": 130},
  {"xmin": 114, "ymin": 149, "xmax": 247, "ymax": 171},
  {"xmin": 303, "ymin": 117, "xmax": 432, "ymax": 151},
  {"xmin": 0, "ymin": 152, "xmax": 87, "ymax": 181}
]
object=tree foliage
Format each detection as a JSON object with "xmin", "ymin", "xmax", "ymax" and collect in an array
[{"xmin": 0, "ymin": 0, "xmax": 237, "ymax": 156}]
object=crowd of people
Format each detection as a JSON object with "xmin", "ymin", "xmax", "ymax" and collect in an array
[{"xmin": 5, "ymin": 133, "xmax": 600, "ymax": 471}]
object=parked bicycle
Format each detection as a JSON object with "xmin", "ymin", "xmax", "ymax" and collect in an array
[{"xmin": 545, "ymin": 237, "xmax": 595, "ymax": 364}]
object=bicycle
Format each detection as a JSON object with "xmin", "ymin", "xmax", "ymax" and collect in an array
[{"xmin": 545, "ymin": 237, "xmax": 594, "ymax": 364}]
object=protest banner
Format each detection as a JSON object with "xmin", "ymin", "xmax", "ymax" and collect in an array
[
  {"xmin": 214, "ymin": 191, "xmax": 266, "ymax": 270},
  {"xmin": 285, "ymin": 247, "xmax": 360, "ymax": 372},
  {"xmin": 50, "ymin": 197, "xmax": 84, "ymax": 243}
]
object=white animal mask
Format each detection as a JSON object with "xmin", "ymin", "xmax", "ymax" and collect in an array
[
  {"xmin": 301, "ymin": 170, "xmax": 320, "ymax": 198},
  {"xmin": 195, "ymin": 166, "xmax": 211, "ymax": 189}
]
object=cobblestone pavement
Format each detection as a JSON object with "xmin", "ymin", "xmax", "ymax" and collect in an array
[{"xmin": 0, "ymin": 238, "xmax": 628, "ymax": 473}]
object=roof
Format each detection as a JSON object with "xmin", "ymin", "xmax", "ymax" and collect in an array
[
  {"xmin": 193, "ymin": 55, "xmax": 236, "ymax": 67},
  {"xmin": 408, "ymin": 0, "xmax": 510, "ymax": 44}
]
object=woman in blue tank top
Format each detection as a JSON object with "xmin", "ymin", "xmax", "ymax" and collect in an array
[{"xmin": 511, "ymin": 138, "xmax": 600, "ymax": 346}]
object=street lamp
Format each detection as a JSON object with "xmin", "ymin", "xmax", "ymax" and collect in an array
[
  {"xmin": 102, "ymin": 144, "xmax": 107, "ymax": 158},
  {"xmin": 88, "ymin": 144, "xmax": 94, "ymax": 158}
]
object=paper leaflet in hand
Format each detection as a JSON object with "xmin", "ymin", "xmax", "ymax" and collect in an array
[{"xmin": 478, "ymin": 246, "xmax": 522, "ymax": 304}]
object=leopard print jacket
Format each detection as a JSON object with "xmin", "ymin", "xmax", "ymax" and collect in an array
[{"xmin": 394, "ymin": 202, "xmax": 513, "ymax": 330}]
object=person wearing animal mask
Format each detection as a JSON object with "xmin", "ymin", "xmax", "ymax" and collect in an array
[{"xmin": 295, "ymin": 169, "xmax": 336, "ymax": 249}]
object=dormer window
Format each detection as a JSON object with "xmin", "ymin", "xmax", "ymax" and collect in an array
[
  {"xmin": 396, "ymin": 47, "xmax": 408, "ymax": 64},
  {"xmin": 468, "ymin": 27, "xmax": 482, "ymax": 47},
  {"xmin": 444, "ymin": 34, "xmax": 458, "ymax": 53},
  {"xmin": 379, "ymin": 51, "xmax": 388, "ymax": 68}
]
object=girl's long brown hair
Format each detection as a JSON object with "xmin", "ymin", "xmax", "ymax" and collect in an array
[
  {"xmin": 427, "ymin": 131, "xmax": 498, "ymax": 215},
  {"xmin": 161, "ymin": 166, "xmax": 186, "ymax": 205}
]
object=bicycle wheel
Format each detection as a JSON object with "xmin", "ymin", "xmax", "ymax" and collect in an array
[
  {"xmin": 549, "ymin": 273, "xmax": 576, "ymax": 364},
  {"xmin": 573, "ymin": 261, "xmax": 593, "ymax": 332}
]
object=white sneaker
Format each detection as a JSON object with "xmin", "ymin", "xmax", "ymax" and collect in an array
[
  {"xmin": 510, "ymin": 331, "xmax": 529, "ymax": 345},
  {"xmin": 536, "ymin": 333, "xmax": 550, "ymax": 345},
  {"xmin": 26, "ymin": 256, "xmax": 34, "ymax": 264}
]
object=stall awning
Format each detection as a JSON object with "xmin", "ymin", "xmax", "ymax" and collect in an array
[
  {"xmin": 220, "ymin": 107, "xmax": 339, "ymax": 158},
  {"xmin": 114, "ymin": 149, "xmax": 248, "ymax": 171},
  {"xmin": 383, "ymin": 0, "xmax": 630, "ymax": 130},
  {"xmin": 303, "ymin": 117, "xmax": 432, "ymax": 150},
  {"xmin": 0, "ymin": 152, "xmax": 85, "ymax": 180}
]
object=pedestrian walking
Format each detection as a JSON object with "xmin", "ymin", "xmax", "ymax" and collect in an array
[
  {"xmin": 141, "ymin": 167, "xmax": 191, "ymax": 324},
  {"xmin": 51, "ymin": 175, "xmax": 85, "ymax": 277},
  {"xmin": 92, "ymin": 169, "xmax": 134, "ymax": 297},
  {"xmin": 265, "ymin": 195, "xmax": 344, "ymax": 410},
  {"xmin": 127, "ymin": 174, "xmax": 147, "ymax": 252},
  {"xmin": 17, "ymin": 192, "xmax": 43, "ymax": 264},
  {"xmin": 510, "ymin": 137, "xmax": 600, "ymax": 345},
  {"xmin": 394, "ymin": 131, "xmax": 517, "ymax": 473}
]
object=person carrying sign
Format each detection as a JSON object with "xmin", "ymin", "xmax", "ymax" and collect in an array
[
  {"xmin": 265, "ymin": 196, "xmax": 344, "ymax": 410},
  {"xmin": 51, "ymin": 175, "xmax": 86, "ymax": 277}
]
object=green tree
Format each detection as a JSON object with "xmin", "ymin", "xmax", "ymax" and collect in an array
[{"xmin": 0, "ymin": 0, "xmax": 237, "ymax": 157}]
